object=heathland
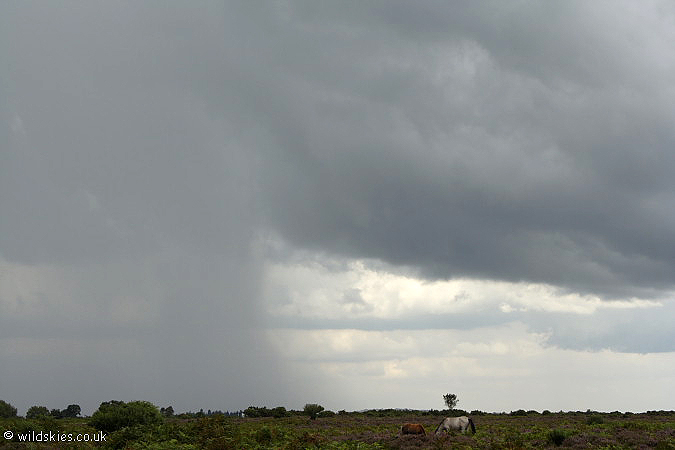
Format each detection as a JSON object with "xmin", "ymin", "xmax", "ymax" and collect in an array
[{"xmin": 0, "ymin": 401, "xmax": 673, "ymax": 449}]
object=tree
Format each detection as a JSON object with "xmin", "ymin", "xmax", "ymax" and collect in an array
[
  {"xmin": 0, "ymin": 400, "xmax": 18, "ymax": 418},
  {"xmin": 271, "ymin": 406, "xmax": 287, "ymax": 418},
  {"xmin": 62, "ymin": 404, "xmax": 81, "ymax": 418},
  {"xmin": 303, "ymin": 403, "xmax": 324, "ymax": 420},
  {"xmin": 26, "ymin": 406, "xmax": 50, "ymax": 419},
  {"xmin": 443, "ymin": 393, "xmax": 458, "ymax": 410},
  {"xmin": 160, "ymin": 406, "xmax": 174, "ymax": 417},
  {"xmin": 89, "ymin": 400, "xmax": 162, "ymax": 433}
]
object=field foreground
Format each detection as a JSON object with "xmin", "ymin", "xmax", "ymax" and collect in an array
[
  {"xmin": 233, "ymin": 412, "xmax": 674, "ymax": 449},
  {"xmin": 1, "ymin": 411, "xmax": 674, "ymax": 449}
]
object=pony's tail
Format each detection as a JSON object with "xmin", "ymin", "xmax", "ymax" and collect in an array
[
  {"xmin": 434, "ymin": 420, "xmax": 443, "ymax": 435},
  {"xmin": 469, "ymin": 418, "xmax": 476, "ymax": 434}
]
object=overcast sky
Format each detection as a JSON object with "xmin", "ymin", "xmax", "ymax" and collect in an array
[{"xmin": 1, "ymin": 1, "xmax": 674, "ymax": 415}]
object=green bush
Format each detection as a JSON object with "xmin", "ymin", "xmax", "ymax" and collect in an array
[
  {"xmin": 0, "ymin": 400, "xmax": 17, "ymax": 418},
  {"xmin": 105, "ymin": 421, "xmax": 195, "ymax": 449},
  {"xmin": 304, "ymin": 403, "xmax": 325, "ymax": 420},
  {"xmin": 244, "ymin": 405, "xmax": 289, "ymax": 418},
  {"xmin": 89, "ymin": 400, "xmax": 163, "ymax": 433},
  {"xmin": 586, "ymin": 414, "xmax": 604, "ymax": 425},
  {"xmin": 244, "ymin": 406, "xmax": 269, "ymax": 418},
  {"xmin": 26, "ymin": 405, "xmax": 50, "ymax": 419},
  {"xmin": 547, "ymin": 429, "xmax": 566, "ymax": 446},
  {"xmin": 272, "ymin": 406, "xmax": 288, "ymax": 418},
  {"xmin": 62, "ymin": 404, "xmax": 81, "ymax": 418},
  {"xmin": 254, "ymin": 426, "xmax": 273, "ymax": 444}
]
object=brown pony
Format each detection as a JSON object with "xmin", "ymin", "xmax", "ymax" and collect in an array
[{"xmin": 400, "ymin": 423, "xmax": 426, "ymax": 435}]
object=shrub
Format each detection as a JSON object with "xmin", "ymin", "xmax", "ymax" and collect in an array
[
  {"xmin": 303, "ymin": 403, "xmax": 324, "ymax": 420},
  {"xmin": 318, "ymin": 410, "xmax": 335, "ymax": 418},
  {"xmin": 586, "ymin": 414, "xmax": 604, "ymax": 425},
  {"xmin": 0, "ymin": 400, "xmax": 17, "ymax": 418},
  {"xmin": 89, "ymin": 400, "xmax": 163, "ymax": 433},
  {"xmin": 271, "ymin": 406, "xmax": 288, "ymax": 418},
  {"xmin": 62, "ymin": 404, "xmax": 81, "ymax": 418},
  {"xmin": 254, "ymin": 426, "xmax": 273, "ymax": 444},
  {"xmin": 243, "ymin": 406, "xmax": 289, "ymax": 418},
  {"xmin": 548, "ymin": 429, "xmax": 566, "ymax": 446},
  {"xmin": 244, "ymin": 406, "xmax": 268, "ymax": 418},
  {"xmin": 26, "ymin": 406, "xmax": 50, "ymax": 419}
]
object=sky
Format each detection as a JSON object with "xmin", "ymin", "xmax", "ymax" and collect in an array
[{"xmin": 1, "ymin": 1, "xmax": 674, "ymax": 415}]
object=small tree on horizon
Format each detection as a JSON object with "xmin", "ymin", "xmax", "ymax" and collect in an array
[
  {"xmin": 303, "ymin": 403, "xmax": 324, "ymax": 420},
  {"xmin": 443, "ymin": 393, "xmax": 458, "ymax": 410},
  {"xmin": 160, "ymin": 406, "xmax": 174, "ymax": 417},
  {"xmin": 62, "ymin": 404, "xmax": 81, "ymax": 418}
]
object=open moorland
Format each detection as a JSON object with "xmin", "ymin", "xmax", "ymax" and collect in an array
[{"xmin": 1, "ymin": 408, "xmax": 674, "ymax": 449}]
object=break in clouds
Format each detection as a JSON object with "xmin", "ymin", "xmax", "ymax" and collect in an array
[{"xmin": 1, "ymin": 1, "xmax": 674, "ymax": 413}]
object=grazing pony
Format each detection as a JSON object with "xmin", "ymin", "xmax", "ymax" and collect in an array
[
  {"xmin": 400, "ymin": 423, "xmax": 426, "ymax": 435},
  {"xmin": 434, "ymin": 416, "xmax": 476, "ymax": 435}
]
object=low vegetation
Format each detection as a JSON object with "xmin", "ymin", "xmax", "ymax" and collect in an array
[{"xmin": 0, "ymin": 399, "xmax": 673, "ymax": 449}]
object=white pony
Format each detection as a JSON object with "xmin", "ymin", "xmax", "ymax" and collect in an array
[{"xmin": 434, "ymin": 416, "xmax": 476, "ymax": 435}]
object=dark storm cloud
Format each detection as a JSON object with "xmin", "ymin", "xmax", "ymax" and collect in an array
[
  {"xmin": 2, "ymin": 0, "xmax": 675, "ymax": 413},
  {"xmin": 230, "ymin": 1, "xmax": 675, "ymax": 299},
  {"xmin": 4, "ymin": 2, "xmax": 674, "ymax": 293}
]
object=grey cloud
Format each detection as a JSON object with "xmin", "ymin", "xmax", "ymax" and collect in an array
[
  {"xmin": 1, "ymin": 1, "xmax": 286, "ymax": 414},
  {"xmin": 2, "ymin": 0, "xmax": 675, "ymax": 413},
  {"xmin": 529, "ymin": 302, "xmax": 675, "ymax": 354},
  {"xmin": 231, "ymin": 1, "xmax": 675, "ymax": 299}
]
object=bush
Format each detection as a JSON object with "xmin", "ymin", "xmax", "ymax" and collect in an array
[
  {"xmin": 548, "ymin": 429, "xmax": 566, "ymax": 446},
  {"xmin": 586, "ymin": 414, "xmax": 604, "ymax": 425},
  {"xmin": 254, "ymin": 426, "xmax": 273, "ymax": 445},
  {"xmin": 89, "ymin": 400, "xmax": 163, "ymax": 433},
  {"xmin": 26, "ymin": 406, "xmax": 50, "ymax": 419},
  {"xmin": 62, "ymin": 404, "xmax": 81, "ymax": 418},
  {"xmin": 271, "ymin": 406, "xmax": 288, "ymax": 418},
  {"xmin": 244, "ymin": 406, "xmax": 289, "ymax": 418},
  {"xmin": 303, "ymin": 404, "xmax": 324, "ymax": 420},
  {"xmin": 0, "ymin": 400, "xmax": 17, "ymax": 418}
]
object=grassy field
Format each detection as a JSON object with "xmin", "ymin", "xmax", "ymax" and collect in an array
[{"xmin": 1, "ymin": 410, "xmax": 674, "ymax": 449}]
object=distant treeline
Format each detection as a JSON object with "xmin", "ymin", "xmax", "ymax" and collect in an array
[
  {"xmin": 241, "ymin": 407, "xmax": 675, "ymax": 419},
  {"xmin": 2, "ymin": 398, "xmax": 674, "ymax": 420}
]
